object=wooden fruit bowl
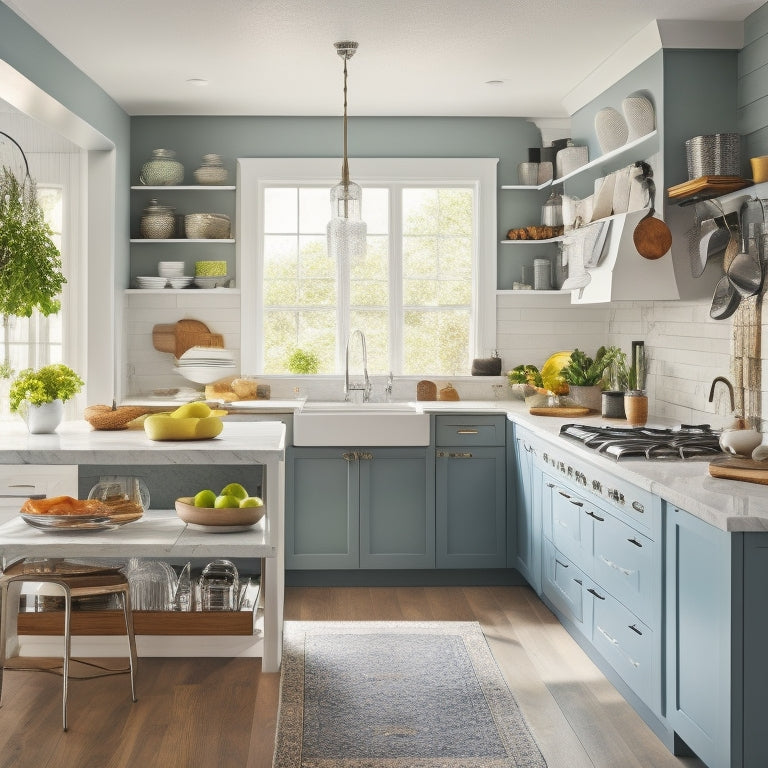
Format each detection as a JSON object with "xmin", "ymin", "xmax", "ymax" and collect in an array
[{"xmin": 175, "ymin": 497, "xmax": 265, "ymax": 528}]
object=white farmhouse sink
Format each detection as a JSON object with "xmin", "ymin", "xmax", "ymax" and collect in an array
[{"xmin": 294, "ymin": 402, "xmax": 429, "ymax": 446}]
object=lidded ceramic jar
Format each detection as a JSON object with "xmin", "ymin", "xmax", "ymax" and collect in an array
[
  {"xmin": 193, "ymin": 154, "xmax": 228, "ymax": 185},
  {"xmin": 139, "ymin": 149, "xmax": 184, "ymax": 186},
  {"xmin": 140, "ymin": 198, "xmax": 176, "ymax": 239}
]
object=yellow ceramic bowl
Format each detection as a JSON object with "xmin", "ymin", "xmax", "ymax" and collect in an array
[
  {"xmin": 144, "ymin": 413, "xmax": 224, "ymax": 441},
  {"xmin": 541, "ymin": 351, "xmax": 572, "ymax": 395}
]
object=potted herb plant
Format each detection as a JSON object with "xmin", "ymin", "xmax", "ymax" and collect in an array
[
  {"xmin": 287, "ymin": 349, "xmax": 320, "ymax": 375},
  {"xmin": 9, "ymin": 363, "xmax": 83, "ymax": 433},
  {"xmin": 560, "ymin": 346, "xmax": 625, "ymax": 411},
  {"xmin": 0, "ymin": 165, "xmax": 66, "ymax": 374}
]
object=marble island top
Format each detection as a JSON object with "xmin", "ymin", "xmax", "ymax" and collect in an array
[{"xmin": 0, "ymin": 420, "xmax": 286, "ymax": 465}]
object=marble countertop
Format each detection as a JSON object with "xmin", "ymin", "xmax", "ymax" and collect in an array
[
  {"xmin": 0, "ymin": 420, "xmax": 286, "ymax": 465},
  {"xmin": 503, "ymin": 401, "xmax": 768, "ymax": 533}
]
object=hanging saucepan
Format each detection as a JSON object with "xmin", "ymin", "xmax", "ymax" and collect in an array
[
  {"xmin": 727, "ymin": 199, "xmax": 763, "ymax": 298},
  {"xmin": 710, "ymin": 233, "xmax": 741, "ymax": 320},
  {"xmin": 632, "ymin": 163, "xmax": 672, "ymax": 259}
]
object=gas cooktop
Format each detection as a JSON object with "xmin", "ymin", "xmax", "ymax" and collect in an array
[{"xmin": 559, "ymin": 423, "xmax": 723, "ymax": 461}]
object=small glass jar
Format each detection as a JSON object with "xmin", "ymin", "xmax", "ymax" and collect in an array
[
  {"xmin": 139, "ymin": 148, "xmax": 184, "ymax": 186},
  {"xmin": 193, "ymin": 154, "xmax": 228, "ymax": 185},
  {"xmin": 140, "ymin": 199, "xmax": 175, "ymax": 239}
]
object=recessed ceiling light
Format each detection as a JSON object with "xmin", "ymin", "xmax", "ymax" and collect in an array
[
  {"xmin": 485, "ymin": 80, "xmax": 504, "ymax": 86},
  {"xmin": 186, "ymin": 78, "xmax": 209, "ymax": 87}
]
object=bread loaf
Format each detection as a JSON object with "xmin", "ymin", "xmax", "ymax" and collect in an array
[{"xmin": 21, "ymin": 496, "xmax": 111, "ymax": 516}]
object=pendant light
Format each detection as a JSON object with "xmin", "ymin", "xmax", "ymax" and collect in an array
[{"xmin": 327, "ymin": 41, "xmax": 366, "ymax": 263}]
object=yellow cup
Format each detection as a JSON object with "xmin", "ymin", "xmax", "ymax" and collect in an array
[{"xmin": 750, "ymin": 156, "xmax": 768, "ymax": 183}]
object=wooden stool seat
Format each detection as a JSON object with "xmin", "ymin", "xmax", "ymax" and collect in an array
[{"xmin": 0, "ymin": 558, "xmax": 138, "ymax": 730}]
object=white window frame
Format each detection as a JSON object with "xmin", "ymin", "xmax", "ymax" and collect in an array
[{"xmin": 237, "ymin": 157, "xmax": 498, "ymax": 376}]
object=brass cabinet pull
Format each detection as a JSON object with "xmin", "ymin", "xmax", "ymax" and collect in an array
[
  {"xmin": 456, "ymin": 429, "xmax": 479, "ymax": 434},
  {"xmin": 448, "ymin": 452, "xmax": 473, "ymax": 458},
  {"xmin": 357, "ymin": 452, "xmax": 373, "ymax": 461},
  {"xmin": 342, "ymin": 452, "xmax": 356, "ymax": 462}
]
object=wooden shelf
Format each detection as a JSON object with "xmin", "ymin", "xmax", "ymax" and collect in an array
[{"xmin": 18, "ymin": 609, "xmax": 258, "ymax": 636}]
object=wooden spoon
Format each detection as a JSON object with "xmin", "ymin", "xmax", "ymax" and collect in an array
[{"xmin": 632, "ymin": 177, "xmax": 672, "ymax": 259}]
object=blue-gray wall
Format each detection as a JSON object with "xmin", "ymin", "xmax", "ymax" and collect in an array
[
  {"xmin": 739, "ymin": 2, "xmax": 768, "ymax": 162},
  {"xmin": 131, "ymin": 116, "xmax": 543, "ymax": 252}
]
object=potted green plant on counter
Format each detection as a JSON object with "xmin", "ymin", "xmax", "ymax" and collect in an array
[
  {"xmin": 9, "ymin": 363, "xmax": 83, "ymax": 433},
  {"xmin": 560, "ymin": 346, "xmax": 625, "ymax": 411}
]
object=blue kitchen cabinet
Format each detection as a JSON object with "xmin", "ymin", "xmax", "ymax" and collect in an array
[
  {"xmin": 511, "ymin": 424, "xmax": 542, "ymax": 592},
  {"xmin": 665, "ymin": 504, "xmax": 740, "ymax": 768},
  {"xmin": 434, "ymin": 415, "xmax": 506, "ymax": 569},
  {"xmin": 287, "ymin": 446, "xmax": 434, "ymax": 569}
]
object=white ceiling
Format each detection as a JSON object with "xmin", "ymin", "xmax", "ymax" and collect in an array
[{"xmin": 3, "ymin": 0, "xmax": 765, "ymax": 118}]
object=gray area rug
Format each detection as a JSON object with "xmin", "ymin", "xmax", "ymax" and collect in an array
[{"xmin": 273, "ymin": 621, "xmax": 547, "ymax": 768}]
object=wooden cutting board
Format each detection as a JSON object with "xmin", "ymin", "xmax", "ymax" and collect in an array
[
  {"xmin": 709, "ymin": 457, "xmax": 768, "ymax": 485},
  {"xmin": 529, "ymin": 406, "xmax": 591, "ymax": 417}
]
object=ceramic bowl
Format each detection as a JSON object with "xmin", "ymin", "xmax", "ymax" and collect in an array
[{"xmin": 175, "ymin": 497, "xmax": 265, "ymax": 527}]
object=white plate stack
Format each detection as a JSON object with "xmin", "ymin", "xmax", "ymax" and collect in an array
[
  {"xmin": 174, "ymin": 346, "xmax": 236, "ymax": 384},
  {"xmin": 136, "ymin": 276, "xmax": 168, "ymax": 289}
]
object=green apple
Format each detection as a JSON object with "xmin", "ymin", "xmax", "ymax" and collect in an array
[
  {"xmin": 214, "ymin": 494, "xmax": 240, "ymax": 509},
  {"xmin": 193, "ymin": 489, "xmax": 217, "ymax": 508},
  {"xmin": 220, "ymin": 482, "xmax": 248, "ymax": 501},
  {"xmin": 239, "ymin": 496, "xmax": 264, "ymax": 508}
]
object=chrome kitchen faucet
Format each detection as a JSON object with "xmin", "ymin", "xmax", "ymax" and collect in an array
[{"xmin": 344, "ymin": 329, "xmax": 371, "ymax": 402}]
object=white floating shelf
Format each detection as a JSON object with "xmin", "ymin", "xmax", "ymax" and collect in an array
[
  {"xmin": 130, "ymin": 238, "xmax": 235, "ymax": 244},
  {"xmin": 500, "ymin": 181, "xmax": 553, "ymax": 191},
  {"xmin": 131, "ymin": 185, "xmax": 236, "ymax": 191},
  {"xmin": 496, "ymin": 289, "xmax": 566, "ymax": 295},
  {"xmin": 124, "ymin": 288, "xmax": 240, "ymax": 294},
  {"xmin": 551, "ymin": 130, "xmax": 658, "ymax": 186},
  {"xmin": 501, "ymin": 236, "xmax": 564, "ymax": 245}
]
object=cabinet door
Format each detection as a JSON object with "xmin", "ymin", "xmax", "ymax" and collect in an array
[
  {"xmin": 360, "ymin": 448, "xmax": 434, "ymax": 569},
  {"xmin": 286, "ymin": 448, "xmax": 359, "ymax": 569},
  {"xmin": 665, "ymin": 505, "xmax": 734, "ymax": 768},
  {"xmin": 435, "ymin": 446, "xmax": 505, "ymax": 568},
  {"xmin": 512, "ymin": 434, "xmax": 541, "ymax": 590},
  {"xmin": 542, "ymin": 539, "xmax": 591, "ymax": 637}
]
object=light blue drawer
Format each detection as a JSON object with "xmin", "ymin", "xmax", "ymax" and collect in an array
[
  {"xmin": 542, "ymin": 539, "xmax": 590, "ymax": 635},
  {"xmin": 434, "ymin": 415, "xmax": 505, "ymax": 447},
  {"xmin": 590, "ymin": 587, "xmax": 655, "ymax": 711},
  {"xmin": 592, "ymin": 511, "xmax": 655, "ymax": 624},
  {"xmin": 549, "ymin": 482, "xmax": 594, "ymax": 572}
]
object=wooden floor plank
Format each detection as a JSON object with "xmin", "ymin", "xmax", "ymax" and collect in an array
[{"xmin": 0, "ymin": 586, "xmax": 709, "ymax": 768}]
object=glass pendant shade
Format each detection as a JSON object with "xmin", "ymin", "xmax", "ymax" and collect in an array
[{"xmin": 328, "ymin": 178, "xmax": 366, "ymax": 262}]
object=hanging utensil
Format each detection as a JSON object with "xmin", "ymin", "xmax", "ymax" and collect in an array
[
  {"xmin": 632, "ymin": 162, "xmax": 672, "ymax": 259},
  {"xmin": 710, "ymin": 234, "xmax": 741, "ymax": 320},
  {"xmin": 727, "ymin": 200, "xmax": 763, "ymax": 298},
  {"xmin": 693, "ymin": 216, "xmax": 730, "ymax": 278}
]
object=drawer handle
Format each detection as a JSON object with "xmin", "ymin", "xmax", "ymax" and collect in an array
[
  {"xmin": 628, "ymin": 623, "xmax": 643, "ymax": 636},
  {"xmin": 586, "ymin": 510, "xmax": 604, "ymax": 521},
  {"xmin": 627, "ymin": 537, "xmax": 643, "ymax": 548},
  {"xmin": 0, "ymin": 493, "xmax": 45, "ymax": 499},
  {"xmin": 632, "ymin": 501, "xmax": 645, "ymax": 514},
  {"xmin": 457, "ymin": 429, "xmax": 479, "ymax": 434},
  {"xmin": 568, "ymin": 499, "xmax": 583, "ymax": 508},
  {"xmin": 554, "ymin": 558, "xmax": 569, "ymax": 568},
  {"xmin": 574, "ymin": 578, "xmax": 583, "ymax": 585},
  {"xmin": 546, "ymin": 482, "xmax": 555, "ymax": 488},
  {"xmin": 599, "ymin": 554, "xmax": 635, "ymax": 577},
  {"xmin": 597, "ymin": 625, "xmax": 618, "ymax": 645},
  {"xmin": 342, "ymin": 452, "xmax": 356, "ymax": 462},
  {"xmin": 588, "ymin": 588, "xmax": 606, "ymax": 600},
  {"xmin": 357, "ymin": 452, "xmax": 373, "ymax": 461},
  {"xmin": 449, "ymin": 452, "xmax": 473, "ymax": 458},
  {"xmin": 557, "ymin": 490, "xmax": 570, "ymax": 499}
]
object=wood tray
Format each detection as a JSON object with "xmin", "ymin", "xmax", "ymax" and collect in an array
[
  {"xmin": 667, "ymin": 175, "xmax": 750, "ymax": 206},
  {"xmin": 529, "ymin": 406, "xmax": 591, "ymax": 417},
  {"xmin": 708, "ymin": 457, "xmax": 768, "ymax": 485}
]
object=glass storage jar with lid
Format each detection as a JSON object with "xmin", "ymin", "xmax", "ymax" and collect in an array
[{"xmin": 139, "ymin": 148, "xmax": 184, "ymax": 186}]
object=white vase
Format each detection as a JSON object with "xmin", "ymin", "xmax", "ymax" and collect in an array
[
  {"xmin": 594, "ymin": 107, "xmax": 628, "ymax": 154},
  {"xmin": 24, "ymin": 399, "xmax": 64, "ymax": 434},
  {"xmin": 622, "ymin": 95, "xmax": 655, "ymax": 142}
]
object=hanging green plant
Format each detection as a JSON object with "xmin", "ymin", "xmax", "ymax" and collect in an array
[{"xmin": 0, "ymin": 167, "xmax": 65, "ymax": 319}]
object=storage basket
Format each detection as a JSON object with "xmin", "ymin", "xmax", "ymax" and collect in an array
[{"xmin": 685, "ymin": 133, "xmax": 741, "ymax": 179}]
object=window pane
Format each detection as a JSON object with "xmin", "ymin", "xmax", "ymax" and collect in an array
[
  {"xmin": 299, "ymin": 188, "xmax": 330, "ymax": 234},
  {"xmin": 263, "ymin": 309, "xmax": 336, "ymax": 374},
  {"xmin": 403, "ymin": 309, "xmax": 470, "ymax": 376},
  {"xmin": 350, "ymin": 310, "xmax": 389, "ymax": 374},
  {"xmin": 362, "ymin": 188, "xmax": 389, "ymax": 235}
]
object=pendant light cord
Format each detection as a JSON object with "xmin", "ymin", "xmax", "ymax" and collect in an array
[{"xmin": 342, "ymin": 55, "xmax": 349, "ymax": 188}]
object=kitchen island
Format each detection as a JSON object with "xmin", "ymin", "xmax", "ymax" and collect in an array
[{"xmin": 0, "ymin": 420, "xmax": 286, "ymax": 672}]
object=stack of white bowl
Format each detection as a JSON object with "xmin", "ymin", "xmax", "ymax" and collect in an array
[
  {"xmin": 158, "ymin": 261, "xmax": 193, "ymax": 289},
  {"xmin": 136, "ymin": 276, "xmax": 169, "ymax": 289},
  {"xmin": 174, "ymin": 346, "xmax": 236, "ymax": 384}
]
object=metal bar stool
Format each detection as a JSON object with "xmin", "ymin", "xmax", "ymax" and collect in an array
[{"xmin": 0, "ymin": 558, "xmax": 138, "ymax": 730}]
